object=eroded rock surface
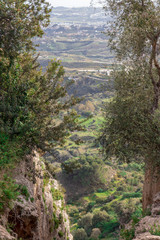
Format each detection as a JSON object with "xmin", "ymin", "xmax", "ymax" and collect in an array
[
  {"xmin": 0, "ymin": 151, "xmax": 72, "ymax": 240},
  {"xmin": 0, "ymin": 225, "xmax": 16, "ymax": 240},
  {"xmin": 134, "ymin": 192, "xmax": 160, "ymax": 240}
]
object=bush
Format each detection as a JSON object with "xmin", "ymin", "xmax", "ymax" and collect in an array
[
  {"xmin": 90, "ymin": 228, "xmax": 101, "ymax": 239},
  {"xmin": 92, "ymin": 211, "xmax": 113, "ymax": 228},
  {"xmin": 62, "ymin": 155, "xmax": 104, "ymax": 186},
  {"xmin": 74, "ymin": 228, "xmax": 88, "ymax": 240},
  {"xmin": 78, "ymin": 213, "xmax": 93, "ymax": 234},
  {"xmin": 149, "ymin": 224, "xmax": 160, "ymax": 236},
  {"xmin": 120, "ymin": 228, "xmax": 135, "ymax": 240},
  {"xmin": 0, "ymin": 133, "xmax": 23, "ymax": 169},
  {"xmin": 122, "ymin": 192, "xmax": 142, "ymax": 200},
  {"xmin": 99, "ymin": 220, "xmax": 119, "ymax": 237},
  {"xmin": 115, "ymin": 199, "xmax": 140, "ymax": 225},
  {"xmin": 0, "ymin": 175, "xmax": 20, "ymax": 211}
]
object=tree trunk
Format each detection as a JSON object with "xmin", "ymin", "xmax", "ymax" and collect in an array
[{"xmin": 143, "ymin": 161, "xmax": 160, "ymax": 210}]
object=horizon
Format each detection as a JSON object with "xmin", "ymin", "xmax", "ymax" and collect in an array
[{"xmin": 48, "ymin": 0, "xmax": 101, "ymax": 8}]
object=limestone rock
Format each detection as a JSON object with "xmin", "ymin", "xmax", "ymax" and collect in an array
[
  {"xmin": 0, "ymin": 225, "xmax": 16, "ymax": 240},
  {"xmin": 134, "ymin": 232, "xmax": 160, "ymax": 240},
  {"xmin": 152, "ymin": 193, "xmax": 160, "ymax": 216},
  {"xmin": 133, "ymin": 191, "xmax": 160, "ymax": 240},
  {"xmin": 135, "ymin": 216, "xmax": 160, "ymax": 235},
  {"xmin": 0, "ymin": 151, "xmax": 72, "ymax": 240}
]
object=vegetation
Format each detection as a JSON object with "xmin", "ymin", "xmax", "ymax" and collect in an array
[
  {"xmin": 62, "ymin": 155, "xmax": 105, "ymax": 186},
  {"xmin": 149, "ymin": 224, "xmax": 160, "ymax": 236},
  {"xmin": 101, "ymin": 0, "xmax": 160, "ymax": 163},
  {"xmin": 69, "ymin": 162, "xmax": 143, "ymax": 239},
  {"xmin": 73, "ymin": 228, "xmax": 88, "ymax": 240},
  {"xmin": 0, "ymin": 0, "xmax": 81, "ymax": 214},
  {"xmin": 0, "ymin": 175, "xmax": 19, "ymax": 211},
  {"xmin": 1, "ymin": 2, "xmax": 158, "ymax": 239}
]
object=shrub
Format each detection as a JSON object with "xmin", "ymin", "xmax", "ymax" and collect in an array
[
  {"xmin": 74, "ymin": 228, "xmax": 88, "ymax": 240},
  {"xmin": 115, "ymin": 199, "xmax": 140, "ymax": 225},
  {"xmin": 0, "ymin": 133, "xmax": 23, "ymax": 169},
  {"xmin": 120, "ymin": 228, "xmax": 135, "ymax": 240},
  {"xmin": 51, "ymin": 187, "xmax": 63, "ymax": 201},
  {"xmin": 99, "ymin": 220, "xmax": 119, "ymax": 237},
  {"xmin": 19, "ymin": 185, "xmax": 30, "ymax": 200},
  {"xmin": 0, "ymin": 175, "xmax": 20, "ymax": 211},
  {"xmin": 122, "ymin": 192, "xmax": 142, "ymax": 200},
  {"xmin": 78, "ymin": 213, "xmax": 93, "ymax": 234},
  {"xmin": 149, "ymin": 224, "xmax": 160, "ymax": 236},
  {"xmin": 90, "ymin": 228, "xmax": 101, "ymax": 239},
  {"xmin": 62, "ymin": 155, "xmax": 104, "ymax": 186},
  {"xmin": 92, "ymin": 211, "xmax": 113, "ymax": 228}
]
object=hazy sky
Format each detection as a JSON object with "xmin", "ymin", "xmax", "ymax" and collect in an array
[{"xmin": 49, "ymin": 0, "xmax": 92, "ymax": 8}]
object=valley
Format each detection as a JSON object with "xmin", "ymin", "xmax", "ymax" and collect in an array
[{"xmin": 36, "ymin": 6, "xmax": 144, "ymax": 240}]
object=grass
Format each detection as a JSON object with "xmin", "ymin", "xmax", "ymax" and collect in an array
[{"xmin": 67, "ymin": 164, "xmax": 143, "ymax": 239}]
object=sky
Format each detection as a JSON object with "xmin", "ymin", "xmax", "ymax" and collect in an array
[{"xmin": 49, "ymin": 0, "xmax": 93, "ymax": 8}]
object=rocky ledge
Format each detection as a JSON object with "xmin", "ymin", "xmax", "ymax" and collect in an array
[
  {"xmin": 134, "ymin": 192, "xmax": 160, "ymax": 240},
  {"xmin": 0, "ymin": 151, "xmax": 72, "ymax": 240}
]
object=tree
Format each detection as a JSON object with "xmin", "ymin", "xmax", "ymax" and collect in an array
[
  {"xmin": 0, "ymin": 0, "xmax": 81, "ymax": 152},
  {"xmin": 0, "ymin": 0, "xmax": 51, "ymax": 59},
  {"xmin": 92, "ymin": 210, "xmax": 113, "ymax": 228},
  {"xmin": 73, "ymin": 228, "xmax": 88, "ymax": 240},
  {"xmin": 78, "ymin": 213, "xmax": 93, "ymax": 234},
  {"xmin": 62, "ymin": 155, "xmax": 104, "ymax": 186},
  {"xmin": 101, "ymin": 0, "xmax": 160, "ymax": 209}
]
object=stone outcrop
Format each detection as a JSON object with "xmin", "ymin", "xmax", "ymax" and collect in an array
[
  {"xmin": 134, "ymin": 192, "xmax": 160, "ymax": 240},
  {"xmin": 0, "ymin": 225, "xmax": 16, "ymax": 240},
  {"xmin": 134, "ymin": 232, "xmax": 160, "ymax": 240},
  {"xmin": 0, "ymin": 151, "xmax": 72, "ymax": 240}
]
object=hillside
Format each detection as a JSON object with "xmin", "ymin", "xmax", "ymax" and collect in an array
[
  {"xmin": 35, "ymin": 7, "xmax": 113, "ymax": 70},
  {"xmin": 1, "ymin": 3, "xmax": 160, "ymax": 240},
  {"xmin": 36, "ymin": 7, "xmax": 145, "ymax": 240}
]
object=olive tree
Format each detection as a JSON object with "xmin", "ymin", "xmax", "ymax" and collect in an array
[{"xmin": 101, "ymin": 0, "xmax": 160, "ymax": 209}]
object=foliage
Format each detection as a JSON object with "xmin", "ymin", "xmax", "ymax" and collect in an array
[
  {"xmin": 101, "ymin": 0, "xmax": 160, "ymax": 164},
  {"xmin": 115, "ymin": 198, "xmax": 140, "ymax": 225},
  {"xmin": 0, "ymin": 0, "xmax": 51, "ymax": 58},
  {"xmin": 100, "ymin": 62, "xmax": 160, "ymax": 162},
  {"xmin": 18, "ymin": 185, "xmax": 30, "ymax": 200},
  {"xmin": 0, "ymin": 55, "xmax": 81, "ymax": 150},
  {"xmin": 73, "ymin": 228, "xmax": 88, "ymax": 240},
  {"xmin": 0, "ymin": 0, "xmax": 81, "ymax": 151},
  {"xmin": 122, "ymin": 192, "xmax": 142, "ymax": 200},
  {"xmin": 0, "ymin": 175, "xmax": 19, "ymax": 211},
  {"xmin": 120, "ymin": 228, "xmax": 135, "ymax": 240},
  {"xmin": 62, "ymin": 155, "xmax": 104, "ymax": 185},
  {"xmin": 99, "ymin": 220, "xmax": 119, "ymax": 237},
  {"xmin": 68, "ymin": 162, "xmax": 143, "ymax": 239},
  {"xmin": 51, "ymin": 187, "xmax": 64, "ymax": 201},
  {"xmin": 0, "ymin": 133, "xmax": 23, "ymax": 169},
  {"xmin": 78, "ymin": 213, "xmax": 93, "ymax": 230},
  {"xmin": 149, "ymin": 224, "xmax": 160, "ymax": 236},
  {"xmin": 0, "ymin": 0, "xmax": 81, "ymax": 222},
  {"xmin": 92, "ymin": 211, "xmax": 113, "ymax": 228},
  {"xmin": 78, "ymin": 213, "xmax": 93, "ymax": 235},
  {"xmin": 90, "ymin": 228, "xmax": 101, "ymax": 239}
]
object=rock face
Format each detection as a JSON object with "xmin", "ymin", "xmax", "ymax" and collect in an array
[
  {"xmin": 134, "ymin": 232, "xmax": 160, "ymax": 240},
  {"xmin": 0, "ymin": 151, "xmax": 72, "ymax": 240},
  {"xmin": 134, "ymin": 192, "xmax": 160, "ymax": 240},
  {"xmin": 0, "ymin": 225, "xmax": 16, "ymax": 240}
]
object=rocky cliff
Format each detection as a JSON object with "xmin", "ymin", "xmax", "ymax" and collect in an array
[
  {"xmin": 123, "ymin": 192, "xmax": 160, "ymax": 240},
  {"xmin": 134, "ymin": 192, "xmax": 160, "ymax": 239},
  {"xmin": 0, "ymin": 151, "xmax": 72, "ymax": 240}
]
